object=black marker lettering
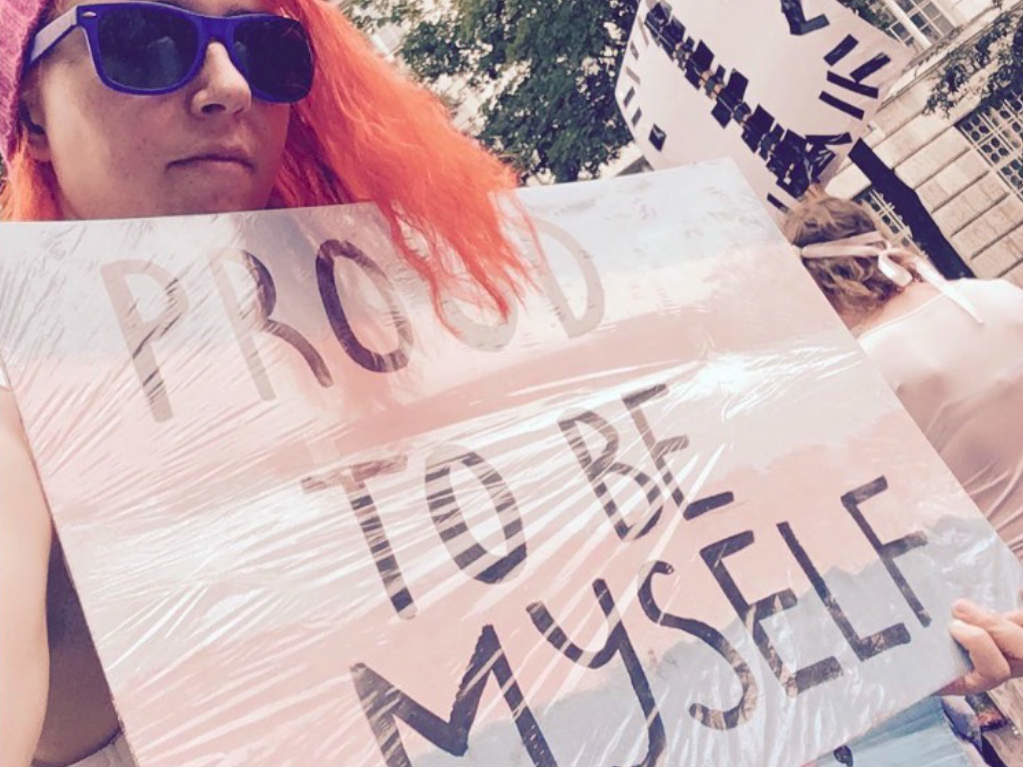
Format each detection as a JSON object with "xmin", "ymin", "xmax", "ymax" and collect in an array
[
  {"xmin": 101, "ymin": 260, "xmax": 188, "ymax": 422},
  {"xmin": 425, "ymin": 447, "xmax": 527, "ymax": 584},
  {"xmin": 528, "ymin": 580, "xmax": 665, "ymax": 765},
  {"xmin": 210, "ymin": 249, "xmax": 332, "ymax": 399},
  {"xmin": 841, "ymin": 477, "xmax": 930, "ymax": 626},
  {"xmin": 780, "ymin": 0, "xmax": 829, "ymax": 35},
  {"xmin": 315, "ymin": 239, "xmax": 413, "ymax": 373},
  {"xmin": 622, "ymin": 384, "xmax": 688, "ymax": 506},
  {"xmin": 639, "ymin": 561, "xmax": 758, "ymax": 729},
  {"xmin": 558, "ymin": 409, "xmax": 662, "ymax": 541},
  {"xmin": 701, "ymin": 531, "xmax": 843, "ymax": 696},
  {"xmin": 352, "ymin": 625, "xmax": 556, "ymax": 766},
  {"xmin": 531, "ymin": 220, "xmax": 605, "ymax": 338},
  {"xmin": 778, "ymin": 521, "xmax": 911, "ymax": 660},
  {"xmin": 303, "ymin": 457, "xmax": 416, "ymax": 618}
]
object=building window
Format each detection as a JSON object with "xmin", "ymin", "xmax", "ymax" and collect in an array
[
  {"xmin": 956, "ymin": 95, "xmax": 1024, "ymax": 199},
  {"xmin": 886, "ymin": 19, "xmax": 918, "ymax": 47},
  {"xmin": 864, "ymin": 0, "xmax": 954, "ymax": 50},
  {"xmin": 855, "ymin": 187, "xmax": 929, "ymax": 255},
  {"xmin": 893, "ymin": 0, "xmax": 954, "ymax": 42}
]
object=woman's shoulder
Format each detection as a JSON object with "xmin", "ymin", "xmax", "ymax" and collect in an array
[
  {"xmin": 952, "ymin": 277, "xmax": 1024, "ymax": 306},
  {"xmin": 864, "ymin": 278, "xmax": 1021, "ymax": 339},
  {"xmin": 856, "ymin": 279, "xmax": 1021, "ymax": 371},
  {"xmin": 954, "ymin": 278, "xmax": 1024, "ymax": 328}
]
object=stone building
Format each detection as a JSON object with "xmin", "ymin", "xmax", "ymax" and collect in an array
[{"xmin": 825, "ymin": 0, "xmax": 1022, "ymax": 284}]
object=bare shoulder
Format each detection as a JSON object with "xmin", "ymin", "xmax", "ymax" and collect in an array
[
  {"xmin": 0, "ymin": 389, "xmax": 51, "ymax": 551},
  {"xmin": 956, "ymin": 277, "xmax": 1024, "ymax": 307},
  {"xmin": 0, "ymin": 389, "xmax": 52, "ymax": 618},
  {"xmin": 0, "ymin": 390, "xmax": 53, "ymax": 765},
  {"xmin": 0, "ymin": 387, "xmax": 52, "ymax": 638}
]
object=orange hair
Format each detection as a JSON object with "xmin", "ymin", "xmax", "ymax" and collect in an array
[{"xmin": 0, "ymin": 0, "xmax": 529, "ymax": 315}]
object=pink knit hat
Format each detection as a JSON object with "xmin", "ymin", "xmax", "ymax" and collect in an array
[{"xmin": 0, "ymin": 0, "xmax": 51, "ymax": 162}]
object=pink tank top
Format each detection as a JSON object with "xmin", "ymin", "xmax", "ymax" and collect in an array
[{"xmin": 858, "ymin": 279, "xmax": 1023, "ymax": 560}]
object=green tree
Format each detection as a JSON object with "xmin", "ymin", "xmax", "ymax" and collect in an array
[
  {"xmin": 351, "ymin": 0, "xmax": 1020, "ymax": 184},
  {"xmin": 836, "ymin": 0, "xmax": 1022, "ymax": 115},
  {"xmin": 351, "ymin": 0, "xmax": 638, "ymax": 182},
  {"xmin": 923, "ymin": 4, "xmax": 1021, "ymax": 115}
]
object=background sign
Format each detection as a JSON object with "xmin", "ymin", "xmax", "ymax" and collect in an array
[
  {"xmin": 617, "ymin": 0, "xmax": 911, "ymax": 212},
  {"xmin": 0, "ymin": 162, "xmax": 1018, "ymax": 765}
]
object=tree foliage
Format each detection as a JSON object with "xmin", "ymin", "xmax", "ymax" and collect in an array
[
  {"xmin": 923, "ymin": 5, "xmax": 1022, "ymax": 115},
  {"xmin": 837, "ymin": 0, "xmax": 1022, "ymax": 115},
  {"xmin": 351, "ymin": 0, "xmax": 638, "ymax": 182},
  {"xmin": 353, "ymin": 0, "xmax": 1019, "ymax": 184}
]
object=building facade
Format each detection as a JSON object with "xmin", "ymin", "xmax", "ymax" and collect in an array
[{"xmin": 826, "ymin": 0, "xmax": 1022, "ymax": 284}]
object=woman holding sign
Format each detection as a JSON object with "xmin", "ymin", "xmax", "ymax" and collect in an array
[
  {"xmin": 0, "ymin": 0, "xmax": 530, "ymax": 764},
  {"xmin": 785, "ymin": 197, "xmax": 1023, "ymax": 562},
  {"xmin": 784, "ymin": 197, "xmax": 1023, "ymax": 698}
]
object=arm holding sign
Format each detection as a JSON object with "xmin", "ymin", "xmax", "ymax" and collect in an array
[
  {"xmin": 0, "ymin": 391, "xmax": 51, "ymax": 766},
  {"xmin": 940, "ymin": 600, "xmax": 1023, "ymax": 696}
]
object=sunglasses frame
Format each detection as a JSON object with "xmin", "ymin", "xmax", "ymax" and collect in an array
[{"xmin": 29, "ymin": 1, "xmax": 313, "ymax": 103}]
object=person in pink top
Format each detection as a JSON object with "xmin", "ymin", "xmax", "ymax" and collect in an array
[
  {"xmin": 0, "ymin": 0, "xmax": 531, "ymax": 764},
  {"xmin": 0, "ymin": 0, "xmax": 1017, "ymax": 760},
  {"xmin": 784, "ymin": 195, "xmax": 1022, "ymax": 701}
]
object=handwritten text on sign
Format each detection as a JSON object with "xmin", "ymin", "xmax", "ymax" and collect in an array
[{"xmin": 0, "ymin": 163, "xmax": 1016, "ymax": 766}]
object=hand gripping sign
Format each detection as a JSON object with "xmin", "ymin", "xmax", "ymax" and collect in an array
[
  {"xmin": 618, "ymin": 0, "xmax": 911, "ymax": 213},
  {"xmin": 0, "ymin": 161, "xmax": 1017, "ymax": 766}
]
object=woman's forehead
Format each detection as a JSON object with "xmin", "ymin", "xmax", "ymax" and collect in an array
[{"xmin": 58, "ymin": 0, "xmax": 274, "ymax": 14}]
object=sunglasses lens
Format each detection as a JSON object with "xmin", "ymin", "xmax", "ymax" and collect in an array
[
  {"xmin": 233, "ymin": 18, "xmax": 313, "ymax": 102},
  {"xmin": 96, "ymin": 5, "xmax": 199, "ymax": 90}
]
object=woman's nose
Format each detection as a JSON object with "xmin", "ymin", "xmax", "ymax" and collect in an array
[{"xmin": 188, "ymin": 42, "xmax": 252, "ymax": 116}]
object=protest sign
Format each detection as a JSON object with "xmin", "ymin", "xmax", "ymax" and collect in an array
[
  {"xmin": 616, "ymin": 0, "xmax": 910, "ymax": 212},
  {"xmin": 0, "ymin": 161, "xmax": 1018, "ymax": 765}
]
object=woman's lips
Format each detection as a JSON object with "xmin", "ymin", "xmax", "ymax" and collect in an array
[{"xmin": 168, "ymin": 153, "xmax": 255, "ymax": 172}]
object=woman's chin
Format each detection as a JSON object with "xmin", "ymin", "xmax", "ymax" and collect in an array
[
  {"xmin": 160, "ymin": 191, "xmax": 270, "ymax": 218},
  {"xmin": 144, "ymin": 174, "xmax": 271, "ymax": 217},
  {"xmin": 67, "ymin": 193, "xmax": 271, "ymax": 220}
]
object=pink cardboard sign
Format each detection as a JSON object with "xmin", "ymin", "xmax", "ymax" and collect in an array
[{"xmin": 0, "ymin": 161, "xmax": 1018, "ymax": 765}]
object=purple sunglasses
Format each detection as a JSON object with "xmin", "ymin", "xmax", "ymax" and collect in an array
[{"xmin": 28, "ymin": 1, "xmax": 314, "ymax": 103}]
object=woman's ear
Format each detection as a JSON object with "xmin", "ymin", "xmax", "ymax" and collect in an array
[{"xmin": 19, "ymin": 86, "xmax": 52, "ymax": 162}]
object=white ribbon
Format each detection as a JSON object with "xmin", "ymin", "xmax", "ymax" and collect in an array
[{"xmin": 797, "ymin": 230, "xmax": 982, "ymax": 323}]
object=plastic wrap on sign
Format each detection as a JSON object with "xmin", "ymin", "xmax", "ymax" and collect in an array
[{"xmin": 0, "ymin": 160, "xmax": 1019, "ymax": 766}]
